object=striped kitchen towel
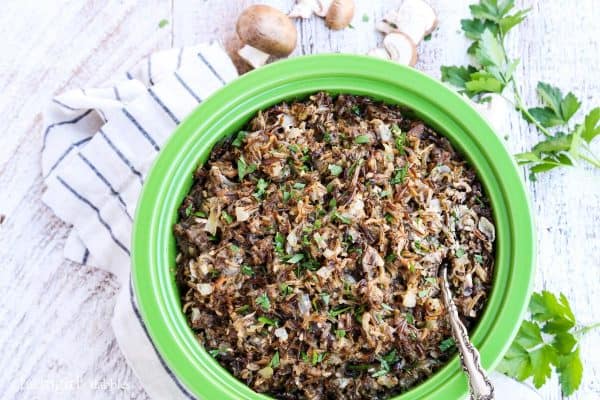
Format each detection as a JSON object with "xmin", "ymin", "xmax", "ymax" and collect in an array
[
  {"xmin": 41, "ymin": 43, "xmax": 538, "ymax": 399},
  {"xmin": 41, "ymin": 42, "xmax": 237, "ymax": 400}
]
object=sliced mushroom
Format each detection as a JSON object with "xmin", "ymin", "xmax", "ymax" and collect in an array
[
  {"xmin": 383, "ymin": 33, "xmax": 418, "ymax": 66},
  {"xmin": 325, "ymin": 0, "xmax": 355, "ymax": 30},
  {"xmin": 367, "ymin": 47, "xmax": 391, "ymax": 60},
  {"xmin": 289, "ymin": 0, "xmax": 333, "ymax": 18},
  {"xmin": 236, "ymin": 5, "xmax": 298, "ymax": 68},
  {"xmin": 376, "ymin": 0, "xmax": 437, "ymax": 44}
]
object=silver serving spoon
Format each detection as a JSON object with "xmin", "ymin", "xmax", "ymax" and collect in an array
[{"xmin": 439, "ymin": 265, "xmax": 495, "ymax": 400}]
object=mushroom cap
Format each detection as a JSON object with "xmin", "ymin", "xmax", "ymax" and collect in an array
[
  {"xmin": 236, "ymin": 5, "xmax": 298, "ymax": 57},
  {"xmin": 325, "ymin": 0, "xmax": 355, "ymax": 30}
]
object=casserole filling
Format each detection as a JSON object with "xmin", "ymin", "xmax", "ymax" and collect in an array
[{"xmin": 174, "ymin": 93, "xmax": 495, "ymax": 399}]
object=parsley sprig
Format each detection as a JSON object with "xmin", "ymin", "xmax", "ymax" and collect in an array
[
  {"xmin": 498, "ymin": 291, "xmax": 599, "ymax": 396},
  {"xmin": 441, "ymin": 0, "xmax": 600, "ymax": 179}
]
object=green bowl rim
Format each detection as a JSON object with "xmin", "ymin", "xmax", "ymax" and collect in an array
[{"xmin": 132, "ymin": 54, "xmax": 535, "ymax": 400}]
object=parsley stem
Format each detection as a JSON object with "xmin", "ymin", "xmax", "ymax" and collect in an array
[
  {"xmin": 577, "ymin": 153, "xmax": 600, "ymax": 169},
  {"xmin": 510, "ymin": 78, "xmax": 553, "ymax": 138},
  {"xmin": 574, "ymin": 321, "xmax": 600, "ymax": 338}
]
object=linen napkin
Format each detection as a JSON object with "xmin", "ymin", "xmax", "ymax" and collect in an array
[{"xmin": 41, "ymin": 43, "xmax": 538, "ymax": 399}]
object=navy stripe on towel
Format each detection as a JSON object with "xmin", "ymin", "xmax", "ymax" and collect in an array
[
  {"xmin": 148, "ymin": 88, "xmax": 180, "ymax": 124},
  {"xmin": 52, "ymin": 98, "xmax": 78, "ymax": 111},
  {"xmin": 121, "ymin": 109, "xmax": 160, "ymax": 151},
  {"xmin": 42, "ymin": 109, "xmax": 93, "ymax": 152},
  {"xmin": 98, "ymin": 128, "xmax": 144, "ymax": 184},
  {"xmin": 197, "ymin": 51, "xmax": 226, "ymax": 85},
  {"xmin": 44, "ymin": 136, "xmax": 93, "ymax": 178},
  {"xmin": 77, "ymin": 153, "xmax": 133, "ymax": 221},
  {"xmin": 174, "ymin": 72, "xmax": 202, "ymax": 103},
  {"xmin": 128, "ymin": 278, "xmax": 196, "ymax": 400},
  {"xmin": 56, "ymin": 176, "xmax": 130, "ymax": 255}
]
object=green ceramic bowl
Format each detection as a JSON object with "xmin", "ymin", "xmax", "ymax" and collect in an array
[{"xmin": 132, "ymin": 54, "xmax": 535, "ymax": 400}]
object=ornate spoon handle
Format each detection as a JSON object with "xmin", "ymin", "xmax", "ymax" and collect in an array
[{"xmin": 439, "ymin": 267, "xmax": 494, "ymax": 400}]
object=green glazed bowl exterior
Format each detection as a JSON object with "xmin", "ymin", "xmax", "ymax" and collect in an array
[{"xmin": 132, "ymin": 54, "xmax": 535, "ymax": 400}]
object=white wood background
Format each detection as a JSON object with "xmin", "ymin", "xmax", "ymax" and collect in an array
[{"xmin": 0, "ymin": 0, "xmax": 598, "ymax": 399}]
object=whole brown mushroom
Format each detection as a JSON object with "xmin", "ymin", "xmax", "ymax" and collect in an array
[
  {"xmin": 325, "ymin": 0, "xmax": 355, "ymax": 30},
  {"xmin": 236, "ymin": 5, "xmax": 298, "ymax": 69}
]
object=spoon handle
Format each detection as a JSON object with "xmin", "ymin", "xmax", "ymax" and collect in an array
[{"xmin": 440, "ymin": 268, "xmax": 494, "ymax": 400}]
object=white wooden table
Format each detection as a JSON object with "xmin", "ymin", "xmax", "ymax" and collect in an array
[{"xmin": 0, "ymin": 0, "xmax": 598, "ymax": 399}]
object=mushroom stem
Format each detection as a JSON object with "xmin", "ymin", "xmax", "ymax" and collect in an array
[{"xmin": 238, "ymin": 45, "xmax": 271, "ymax": 69}]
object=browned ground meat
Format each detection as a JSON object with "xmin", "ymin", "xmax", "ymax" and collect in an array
[{"xmin": 174, "ymin": 93, "xmax": 495, "ymax": 400}]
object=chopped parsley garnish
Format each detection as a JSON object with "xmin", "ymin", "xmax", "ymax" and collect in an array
[
  {"xmin": 280, "ymin": 283, "xmax": 293, "ymax": 296},
  {"xmin": 418, "ymin": 289, "xmax": 429, "ymax": 298},
  {"xmin": 274, "ymin": 232, "xmax": 285, "ymax": 257},
  {"xmin": 287, "ymin": 253, "xmax": 304, "ymax": 264},
  {"xmin": 237, "ymin": 156, "xmax": 257, "ymax": 180},
  {"xmin": 236, "ymin": 305, "xmax": 251, "ymax": 315},
  {"xmin": 185, "ymin": 204, "xmax": 193, "ymax": 216},
  {"xmin": 256, "ymin": 293, "xmax": 270, "ymax": 311},
  {"xmin": 439, "ymin": 338, "xmax": 456, "ymax": 352},
  {"xmin": 390, "ymin": 165, "xmax": 408, "ymax": 185},
  {"xmin": 329, "ymin": 306, "xmax": 351, "ymax": 318},
  {"xmin": 328, "ymin": 164, "xmax": 343, "ymax": 176},
  {"xmin": 241, "ymin": 265, "xmax": 254, "ymax": 276},
  {"xmin": 475, "ymin": 254, "xmax": 484, "ymax": 263},
  {"xmin": 372, "ymin": 350, "xmax": 400, "ymax": 377},
  {"xmin": 232, "ymin": 131, "xmax": 248, "ymax": 147},
  {"xmin": 455, "ymin": 247, "xmax": 466, "ymax": 257},
  {"xmin": 333, "ymin": 211, "xmax": 351, "ymax": 224},
  {"xmin": 193, "ymin": 210, "xmax": 207, "ymax": 218},
  {"xmin": 254, "ymin": 178, "xmax": 269, "ymax": 199},
  {"xmin": 158, "ymin": 19, "xmax": 169, "ymax": 28},
  {"xmin": 258, "ymin": 316, "xmax": 278, "ymax": 327},
  {"xmin": 221, "ymin": 211, "xmax": 234, "ymax": 224},
  {"xmin": 354, "ymin": 134, "xmax": 371, "ymax": 144},
  {"xmin": 270, "ymin": 351, "xmax": 280, "ymax": 368},
  {"xmin": 351, "ymin": 105, "xmax": 361, "ymax": 115},
  {"xmin": 311, "ymin": 351, "xmax": 326, "ymax": 365},
  {"xmin": 335, "ymin": 329, "xmax": 346, "ymax": 338},
  {"xmin": 293, "ymin": 182, "xmax": 306, "ymax": 190}
]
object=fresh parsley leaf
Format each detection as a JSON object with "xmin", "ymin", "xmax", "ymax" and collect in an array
[
  {"xmin": 465, "ymin": 75, "xmax": 504, "ymax": 94},
  {"xmin": 185, "ymin": 204, "xmax": 193, "ymax": 216},
  {"xmin": 441, "ymin": 65, "xmax": 478, "ymax": 89},
  {"xmin": 461, "ymin": 18, "xmax": 497, "ymax": 40},
  {"xmin": 335, "ymin": 329, "xmax": 346, "ymax": 338},
  {"xmin": 274, "ymin": 232, "xmax": 285, "ymax": 257},
  {"xmin": 499, "ymin": 8, "xmax": 529, "ymax": 35},
  {"xmin": 527, "ymin": 107, "xmax": 565, "ymax": 128},
  {"xmin": 557, "ymin": 348, "xmax": 583, "ymax": 396},
  {"xmin": 158, "ymin": 19, "xmax": 169, "ymax": 28},
  {"xmin": 582, "ymin": 107, "xmax": 600, "ymax": 142},
  {"xmin": 529, "ymin": 291, "xmax": 575, "ymax": 333},
  {"xmin": 499, "ymin": 291, "xmax": 595, "ymax": 395},
  {"xmin": 455, "ymin": 248, "xmax": 466, "ymax": 258},
  {"xmin": 328, "ymin": 164, "xmax": 343, "ymax": 176},
  {"xmin": 293, "ymin": 182, "xmax": 306, "ymax": 190}
]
